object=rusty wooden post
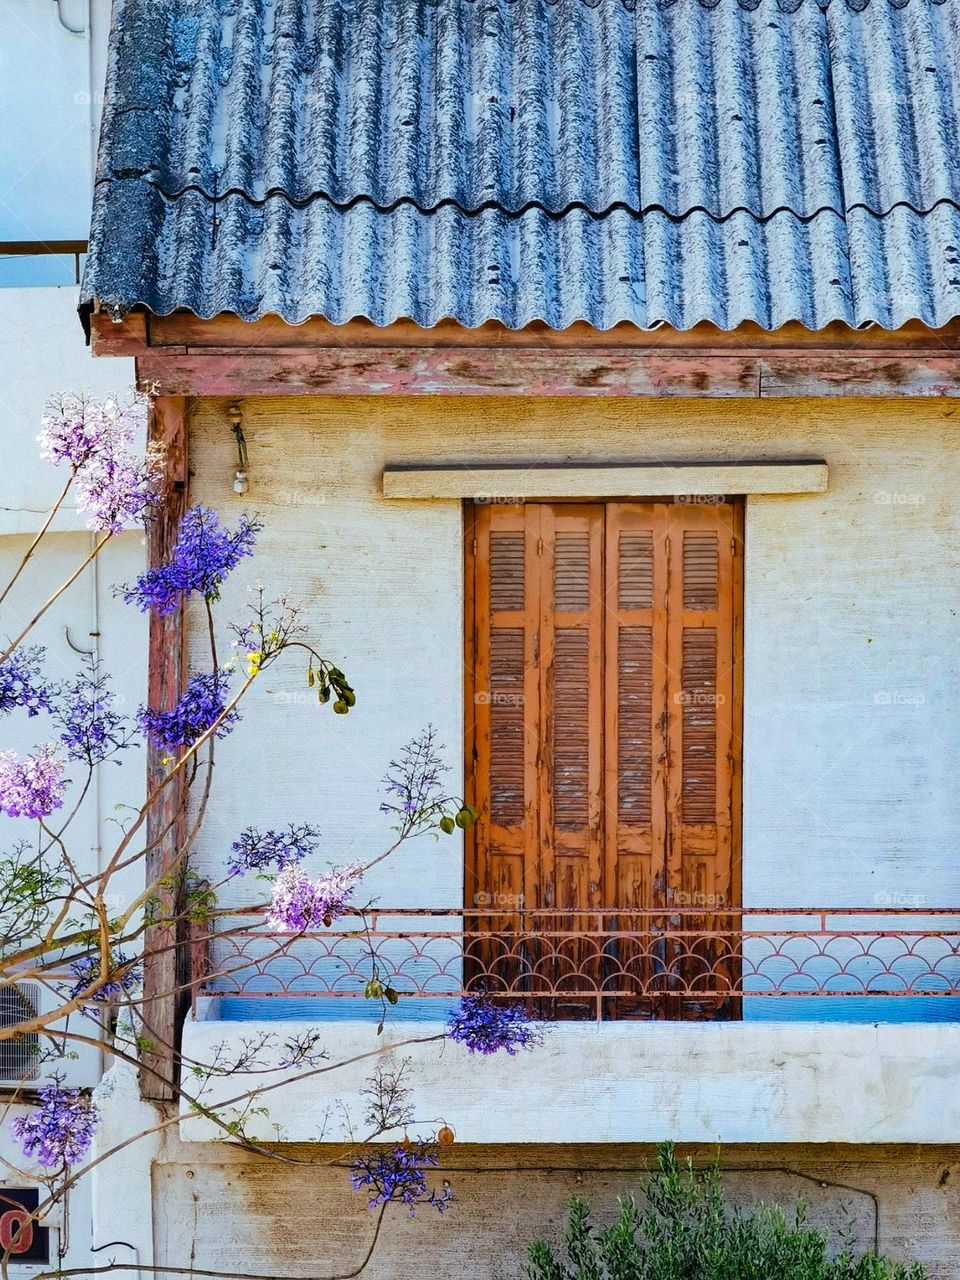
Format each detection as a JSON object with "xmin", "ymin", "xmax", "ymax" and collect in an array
[{"xmin": 140, "ymin": 395, "xmax": 188, "ymax": 1101}]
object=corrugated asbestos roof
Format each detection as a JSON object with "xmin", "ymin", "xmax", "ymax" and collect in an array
[{"xmin": 83, "ymin": 0, "xmax": 960, "ymax": 332}]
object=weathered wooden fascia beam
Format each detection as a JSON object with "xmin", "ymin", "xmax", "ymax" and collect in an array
[
  {"xmin": 140, "ymin": 395, "xmax": 188, "ymax": 1103},
  {"xmin": 133, "ymin": 346, "xmax": 960, "ymax": 399},
  {"xmin": 87, "ymin": 310, "xmax": 960, "ymax": 398}
]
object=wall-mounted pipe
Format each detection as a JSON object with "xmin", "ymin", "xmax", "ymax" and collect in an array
[{"xmin": 53, "ymin": 0, "xmax": 86, "ymax": 35}]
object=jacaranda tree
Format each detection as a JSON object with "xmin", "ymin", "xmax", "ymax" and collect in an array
[{"xmin": 0, "ymin": 392, "xmax": 541, "ymax": 1278}]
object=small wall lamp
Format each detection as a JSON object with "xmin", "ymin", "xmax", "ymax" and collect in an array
[{"xmin": 226, "ymin": 403, "xmax": 249, "ymax": 495}]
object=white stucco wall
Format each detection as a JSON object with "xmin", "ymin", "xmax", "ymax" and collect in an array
[
  {"xmin": 0, "ymin": 37, "xmax": 139, "ymax": 1263},
  {"xmin": 174, "ymin": 395, "xmax": 960, "ymax": 1145},
  {"xmin": 184, "ymin": 395, "xmax": 960, "ymax": 915}
]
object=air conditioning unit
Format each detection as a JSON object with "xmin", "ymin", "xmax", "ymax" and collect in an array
[{"xmin": 0, "ymin": 983, "xmax": 101, "ymax": 1090}]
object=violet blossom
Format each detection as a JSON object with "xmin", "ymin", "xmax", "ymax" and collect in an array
[
  {"xmin": 38, "ymin": 393, "xmax": 130, "ymax": 471},
  {"xmin": 446, "ymin": 995, "xmax": 542, "ymax": 1056},
  {"xmin": 138, "ymin": 671, "xmax": 238, "ymax": 753},
  {"xmin": 226, "ymin": 823, "xmax": 321, "ymax": 877},
  {"xmin": 314, "ymin": 863, "xmax": 363, "ymax": 924},
  {"xmin": 266, "ymin": 866, "xmax": 319, "ymax": 931},
  {"xmin": 67, "ymin": 951, "xmax": 141, "ymax": 1004},
  {"xmin": 55, "ymin": 663, "xmax": 135, "ymax": 765},
  {"xmin": 267, "ymin": 863, "xmax": 363, "ymax": 931},
  {"xmin": 0, "ymin": 746, "xmax": 66, "ymax": 819},
  {"xmin": 11, "ymin": 1084, "xmax": 100, "ymax": 1168},
  {"xmin": 122, "ymin": 506, "xmax": 261, "ymax": 615},
  {"xmin": 75, "ymin": 443, "xmax": 158, "ymax": 534},
  {"xmin": 380, "ymin": 727, "xmax": 453, "ymax": 833},
  {"xmin": 39, "ymin": 393, "xmax": 157, "ymax": 533},
  {"xmin": 349, "ymin": 1142, "xmax": 453, "ymax": 1216},
  {"xmin": 0, "ymin": 647, "xmax": 54, "ymax": 718}
]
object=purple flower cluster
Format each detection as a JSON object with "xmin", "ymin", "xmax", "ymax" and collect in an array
[
  {"xmin": 380, "ymin": 727, "xmax": 449, "ymax": 831},
  {"xmin": 55, "ymin": 664, "xmax": 135, "ymax": 765},
  {"xmin": 226, "ymin": 823, "xmax": 321, "ymax": 877},
  {"xmin": 39, "ymin": 393, "xmax": 157, "ymax": 533},
  {"xmin": 0, "ymin": 647, "xmax": 54, "ymax": 718},
  {"xmin": 0, "ymin": 745, "xmax": 66, "ymax": 819},
  {"xmin": 122, "ymin": 506, "xmax": 261, "ymax": 615},
  {"xmin": 266, "ymin": 863, "xmax": 363, "ymax": 931},
  {"xmin": 138, "ymin": 671, "xmax": 237, "ymax": 754},
  {"xmin": 39, "ymin": 394, "xmax": 127, "ymax": 469},
  {"xmin": 446, "ymin": 995, "xmax": 542, "ymax": 1056},
  {"xmin": 75, "ymin": 444, "xmax": 158, "ymax": 535},
  {"xmin": 350, "ymin": 1142, "xmax": 453, "ymax": 1216},
  {"xmin": 315, "ymin": 863, "xmax": 363, "ymax": 923},
  {"xmin": 266, "ymin": 867, "xmax": 318, "ymax": 931},
  {"xmin": 67, "ymin": 951, "xmax": 141, "ymax": 1004},
  {"xmin": 12, "ymin": 1084, "xmax": 100, "ymax": 1168}
]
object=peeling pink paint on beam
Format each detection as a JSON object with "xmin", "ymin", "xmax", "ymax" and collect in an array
[
  {"xmin": 137, "ymin": 349, "xmax": 764, "ymax": 398},
  {"xmin": 137, "ymin": 347, "xmax": 960, "ymax": 399}
]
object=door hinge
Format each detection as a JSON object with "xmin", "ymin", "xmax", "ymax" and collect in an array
[
  {"xmin": 537, "ymin": 536, "xmax": 544, "ymax": 556},
  {"xmin": 472, "ymin": 537, "xmax": 478, "ymax": 556}
]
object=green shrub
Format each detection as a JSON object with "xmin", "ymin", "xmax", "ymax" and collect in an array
[{"xmin": 524, "ymin": 1144, "xmax": 926, "ymax": 1280}]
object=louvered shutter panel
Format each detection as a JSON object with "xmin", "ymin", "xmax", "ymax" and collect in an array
[
  {"xmin": 665, "ymin": 503, "xmax": 738, "ymax": 913},
  {"xmin": 468, "ymin": 503, "xmax": 541, "ymax": 920},
  {"xmin": 665, "ymin": 501, "xmax": 741, "ymax": 1017},
  {"xmin": 603, "ymin": 504, "xmax": 669, "ymax": 915},
  {"xmin": 538, "ymin": 506, "xmax": 604, "ymax": 915}
]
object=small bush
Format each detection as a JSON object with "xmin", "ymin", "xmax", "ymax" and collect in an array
[{"xmin": 524, "ymin": 1144, "xmax": 926, "ymax": 1280}]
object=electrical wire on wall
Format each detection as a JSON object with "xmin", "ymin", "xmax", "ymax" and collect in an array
[{"xmin": 325, "ymin": 1158, "xmax": 885, "ymax": 1256}]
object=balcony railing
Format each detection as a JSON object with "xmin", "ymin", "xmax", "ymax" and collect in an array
[
  {"xmin": 193, "ymin": 907, "xmax": 960, "ymax": 1022},
  {"xmin": 0, "ymin": 240, "xmax": 87, "ymax": 287}
]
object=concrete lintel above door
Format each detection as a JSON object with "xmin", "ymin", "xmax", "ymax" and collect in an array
[{"xmin": 382, "ymin": 461, "xmax": 828, "ymax": 500}]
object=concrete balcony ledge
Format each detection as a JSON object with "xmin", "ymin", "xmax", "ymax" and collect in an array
[{"xmin": 179, "ymin": 1018, "xmax": 959, "ymax": 1146}]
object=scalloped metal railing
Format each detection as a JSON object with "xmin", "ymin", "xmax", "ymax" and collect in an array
[{"xmin": 192, "ymin": 907, "xmax": 960, "ymax": 1020}]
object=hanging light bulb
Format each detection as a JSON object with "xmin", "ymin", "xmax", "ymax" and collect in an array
[{"xmin": 227, "ymin": 404, "xmax": 250, "ymax": 496}]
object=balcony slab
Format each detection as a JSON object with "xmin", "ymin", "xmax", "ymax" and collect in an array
[{"xmin": 179, "ymin": 1017, "xmax": 960, "ymax": 1146}]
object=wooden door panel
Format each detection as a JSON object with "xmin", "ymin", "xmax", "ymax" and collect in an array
[
  {"xmin": 540, "ymin": 506, "xmax": 604, "ymax": 904},
  {"xmin": 538, "ymin": 506, "xmax": 604, "ymax": 1015},
  {"xmin": 666, "ymin": 503, "xmax": 741, "ymax": 1018},
  {"xmin": 603, "ymin": 504, "xmax": 669, "ymax": 907},
  {"xmin": 467, "ymin": 504, "xmax": 540, "ymax": 1000},
  {"xmin": 602, "ymin": 504, "xmax": 669, "ymax": 1016}
]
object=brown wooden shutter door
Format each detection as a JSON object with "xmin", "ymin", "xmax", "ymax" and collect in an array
[
  {"xmin": 666, "ymin": 502, "xmax": 739, "ymax": 919},
  {"xmin": 466, "ymin": 499, "xmax": 741, "ymax": 1018}
]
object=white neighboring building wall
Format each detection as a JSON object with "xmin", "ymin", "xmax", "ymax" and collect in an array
[
  {"xmin": 0, "ymin": 7, "xmax": 145, "ymax": 1274},
  {"xmin": 0, "ymin": 0, "xmax": 110, "ymax": 258},
  {"xmin": 0, "ymin": 134, "xmax": 143, "ymax": 1280}
]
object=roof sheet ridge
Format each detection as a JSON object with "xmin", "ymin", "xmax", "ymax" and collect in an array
[{"xmin": 132, "ymin": 177, "xmax": 960, "ymax": 227}]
